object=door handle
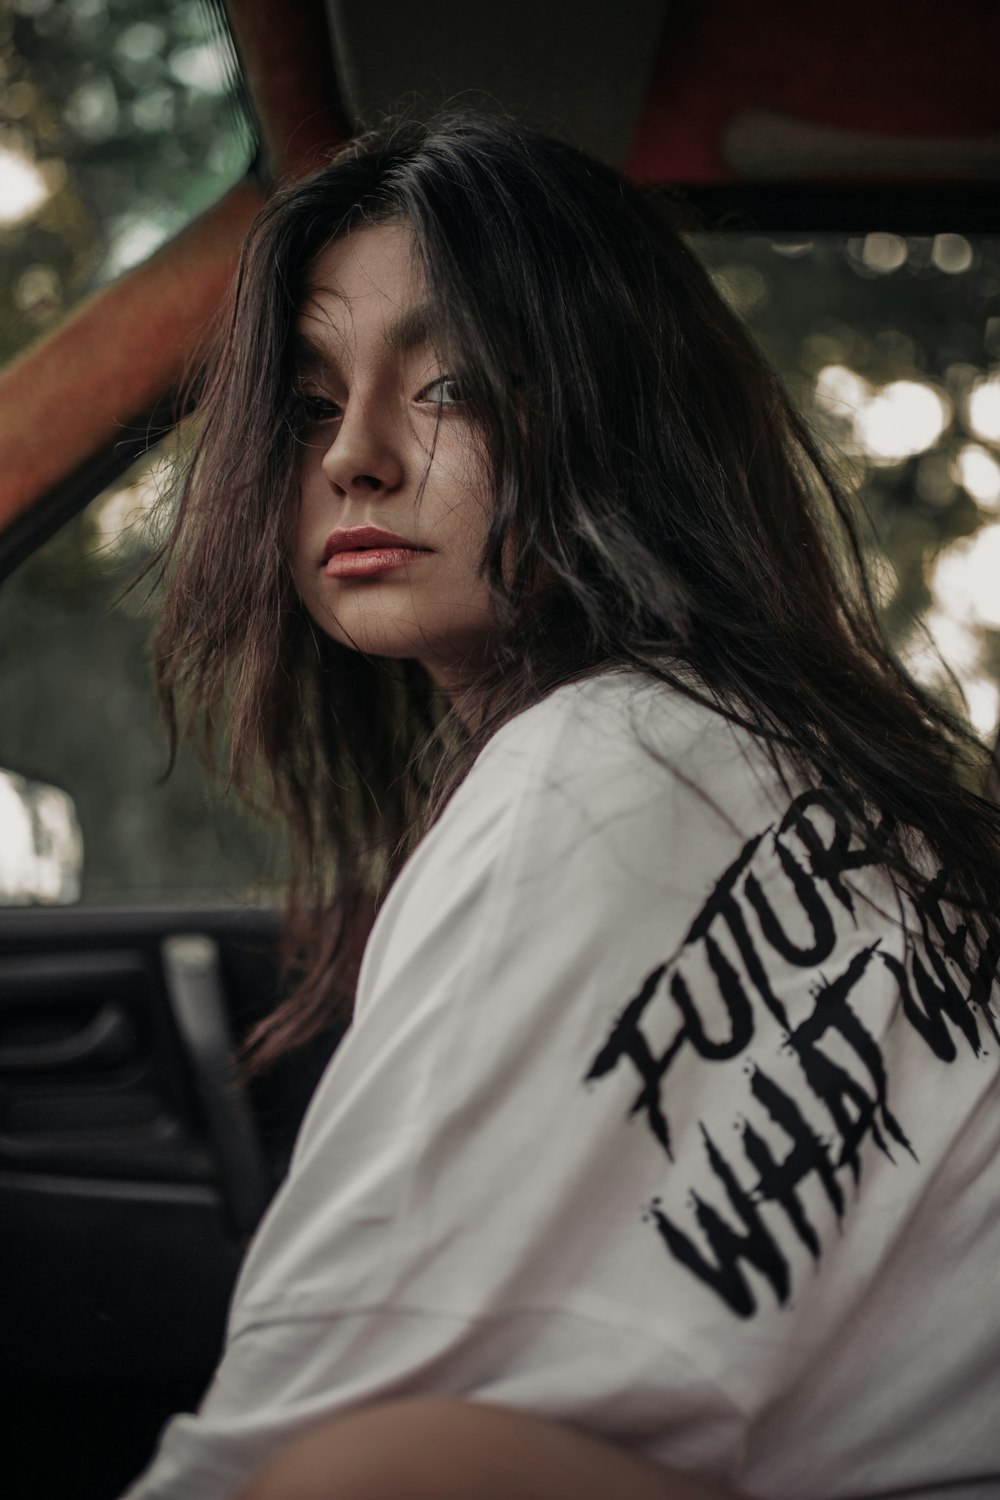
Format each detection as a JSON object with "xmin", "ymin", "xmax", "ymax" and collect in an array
[{"xmin": 0, "ymin": 1001, "xmax": 134, "ymax": 1071}]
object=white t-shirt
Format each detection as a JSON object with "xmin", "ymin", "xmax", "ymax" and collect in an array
[{"xmin": 121, "ymin": 670, "xmax": 1000, "ymax": 1500}]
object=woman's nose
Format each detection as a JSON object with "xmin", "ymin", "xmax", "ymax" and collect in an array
[{"xmin": 319, "ymin": 396, "xmax": 404, "ymax": 495}]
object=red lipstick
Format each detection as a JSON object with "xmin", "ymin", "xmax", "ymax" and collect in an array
[{"xmin": 321, "ymin": 524, "xmax": 433, "ymax": 579}]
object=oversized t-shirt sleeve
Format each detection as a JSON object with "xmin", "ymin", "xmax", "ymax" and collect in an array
[{"xmin": 118, "ymin": 685, "xmax": 751, "ymax": 1500}]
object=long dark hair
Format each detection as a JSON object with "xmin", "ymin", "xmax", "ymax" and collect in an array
[{"xmin": 152, "ymin": 111, "xmax": 1000, "ymax": 1072}]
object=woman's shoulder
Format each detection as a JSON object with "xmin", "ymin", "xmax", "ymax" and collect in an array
[
  {"xmin": 471, "ymin": 663, "xmax": 790, "ymax": 838},
  {"xmin": 484, "ymin": 663, "xmax": 728, "ymax": 751}
]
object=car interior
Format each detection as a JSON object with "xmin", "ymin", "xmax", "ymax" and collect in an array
[{"xmin": 2, "ymin": 2, "xmax": 999, "ymax": 1495}]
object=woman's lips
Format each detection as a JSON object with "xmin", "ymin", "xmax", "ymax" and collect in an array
[{"xmin": 322, "ymin": 547, "xmax": 433, "ymax": 579}]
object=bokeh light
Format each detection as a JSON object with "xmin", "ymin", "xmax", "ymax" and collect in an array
[
  {"xmin": 967, "ymin": 373, "xmax": 1000, "ymax": 445},
  {"xmin": 902, "ymin": 607, "xmax": 1000, "ymax": 741},
  {"xmin": 954, "ymin": 444, "xmax": 1000, "ymax": 511},
  {"xmin": 0, "ymin": 770, "xmax": 83, "ymax": 905},
  {"xmin": 0, "ymin": 143, "xmax": 49, "ymax": 224},
  {"xmin": 814, "ymin": 363, "xmax": 872, "ymax": 421},
  {"xmin": 92, "ymin": 452, "xmax": 175, "ymax": 556},
  {"xmin": 860, "ymin": 233, "xmax": 908, "ymax": 273},
  {"xmin": 857, "ymin": 381, "xmax": 951, "ymax": 463},
  {"xmin": 710, "ymin": 263, "xmax": 769, "ymax": 315},
  {"xmin": 815, "ymin": 366, "xmax": 951, "ymax": 464},
  {"xmin": 931, "ymin": 234, "xmax": 974, "ymax": 274},
  {"xmin": 932, "ymin": 524, "xmax": 1000, "ymax": 632}
]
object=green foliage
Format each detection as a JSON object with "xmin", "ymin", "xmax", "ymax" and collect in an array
[
  {"xmin": 0, "ymin": 0, "xmax": 269, "ymax": 903},
  {"xmin": 0, "ymin": 444, "xmax": 279, "ymax": 903},
  {"xmin": 0, "ymin": 0, "xmax": 255, "ymax": 363}
]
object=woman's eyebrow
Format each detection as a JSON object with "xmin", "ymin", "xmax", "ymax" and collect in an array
[
  {"xmin": 384, "ymin": 302, "xmax": 437, "ymax": 355},
  {"xmin": 290, "ymin": 303, "xmax": 439, "ymax": 376}
]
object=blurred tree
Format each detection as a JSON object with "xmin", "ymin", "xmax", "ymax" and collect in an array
[
  {"xmin": 0, "ymin": 0, "xmax": 253, "ymax": 362},
  {"xmin": 0, "ymin": 0, "xmax": 273, "ymax": 903},
  {"xmin": 697, "ymin": 230, "xmax": 1000, "ymax": 740}
]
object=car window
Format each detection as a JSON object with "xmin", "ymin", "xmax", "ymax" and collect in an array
[
  {"xmin": 694, "ymin": 228, "xmax": 1000, "ymax": 746},
  {"xmin": 0, "ymin": 0, "xmax": 256, "ymax": 366},
  {"xmin": 0, "ymin": 434, "xmax": 279, "ymax": 905}
]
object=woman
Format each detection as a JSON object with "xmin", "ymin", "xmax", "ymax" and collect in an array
[{"xmin": 122, "ymin": 114, "xmax": 1000, "ymax": 1499}]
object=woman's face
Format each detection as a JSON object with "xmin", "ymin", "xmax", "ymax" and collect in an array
[{"xmin": 290, "ymin": 219, "xmax": 499, "ymax": 700}]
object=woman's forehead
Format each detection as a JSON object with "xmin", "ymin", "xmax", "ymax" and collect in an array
[
  {"xmin": 296, "ymin": 221, "xmax": 435, "ymax": 361},
  {"xmin": 302, "ymin": 221, "xmax": 421, "ymax": 309}
]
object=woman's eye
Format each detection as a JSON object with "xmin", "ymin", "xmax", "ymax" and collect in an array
[
  {"xmin": 418, "ymin": 375, "xmax": 464, "ymax": 407},
  {"xmin": 295, "ymin": 390, "xmax": 341, "ymax": 424},
  {"xmin": 289, "ymin": 389, "xmax": 342, "ymax": 445}
]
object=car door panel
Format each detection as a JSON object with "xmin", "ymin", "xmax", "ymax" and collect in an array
[{"xmin": 0, "ymin": 904, "xmax": 344, "ymax": 1500}]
